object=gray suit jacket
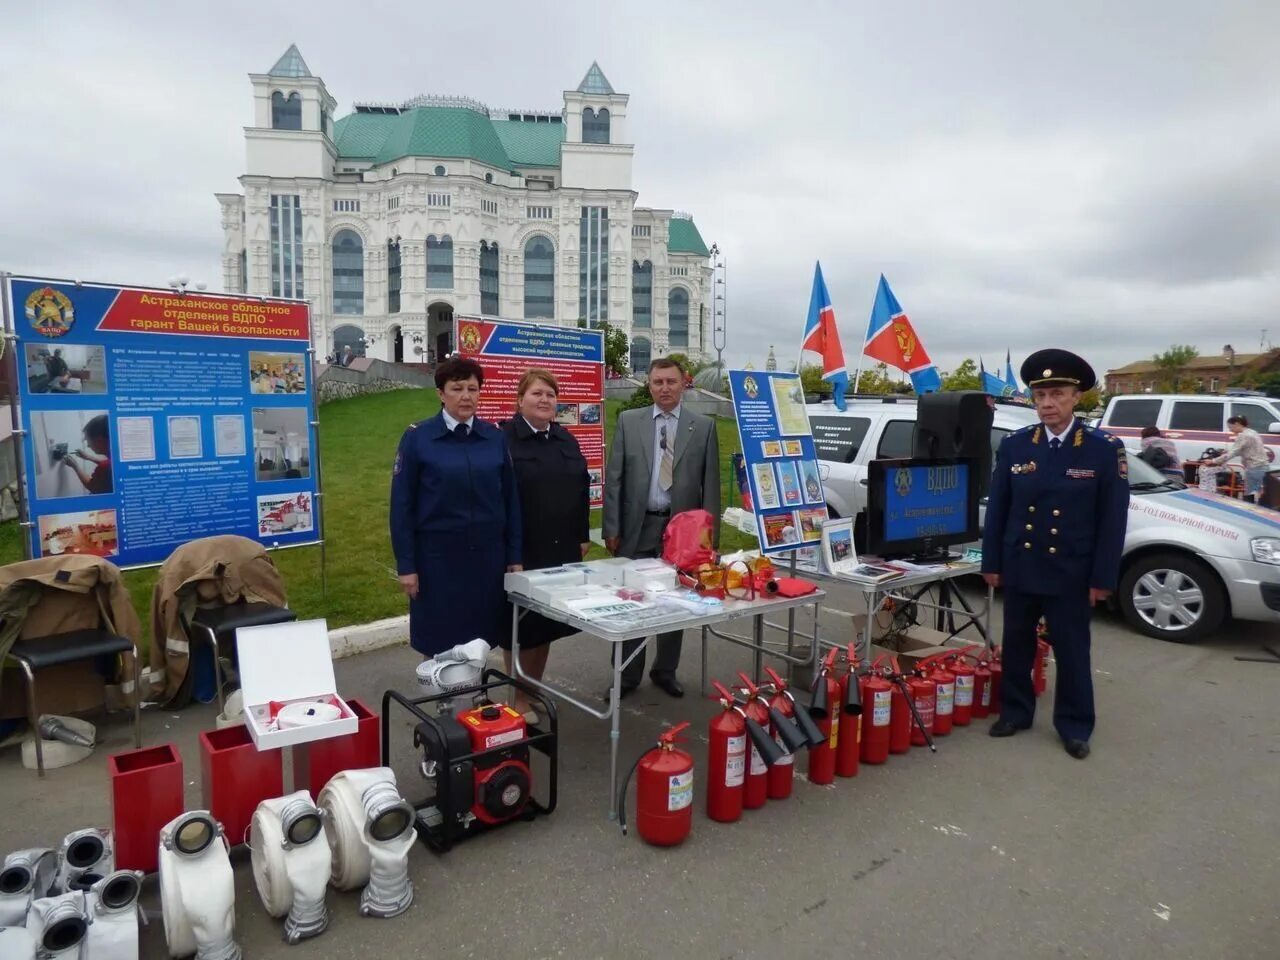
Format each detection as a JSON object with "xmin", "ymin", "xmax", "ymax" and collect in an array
[{"xmin": 603, "ymin": 404, "xmax": 721, "ymax": 559}]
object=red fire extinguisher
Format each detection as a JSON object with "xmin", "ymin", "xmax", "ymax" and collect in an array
[
  {"xmin": 924, "ymin": 656, "xmax": 956, "ymax": 736},
  {"xmin": 617, "ymin": 722, "xmax": 694, "ymax": 846},
  {"xmin": 758, "ymin": 668, "xmax": 808, "ymax": 799},
  {"xmin": 886, "ymin": 657, "xmax": 911, "ymax": 755},
  {"xmin": 989, "ymin": 647, "xmax": 1003, "ymax": 714},
  {"xmin": 906, "ymin": 666, "xmax": 938, "ymax": 748},
  {"xmin": 859, "ymin": 664, "xmax": 893, "ymax": 765},
  {"xmin": 806, "ymin": 649, "xmax": 841, "ymax": 785},
  {"xmin": 707, "ymin": 682, "xmax": 749, "ymax": 823},
  {"xmin": 835, "ymin": 645, "xmax": 862, "ymax": 778},
  {"xmin": 969, "ymin": 649, "xmax": 993, "ymax": 720},
  {"xmin": 1034, "ymin": 621, "xmax": 1050, "ymax": 697},
  {"xmin": 947, "ymin": 646, "xmax": 980, "ymax": 727},
  {"xmin": 736, "ymin": 674, "xmax": 780, "ymax": 809}
]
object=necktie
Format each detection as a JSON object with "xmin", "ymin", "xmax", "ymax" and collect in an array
[
  {"xmin": 658, "ymin": 421, "xmax": 674, "ymax": 491},
  {"xmin": 1050, "ymin": 438, "xmax": 1061, "ymax": 453},
  {"xmin": 454, "ymin": 422, "xmax": 469, "ymax": 438}
]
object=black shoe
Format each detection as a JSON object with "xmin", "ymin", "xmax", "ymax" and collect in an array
[
  {"xmin": 1064, "ymin": 739, "xmax": 1090, "ymax": 760},
  {"xmin": 989, "ymin": 719, "xmax": 1022, "ymax": 738},
  {"xmin": 650, "ymin": 674, "xmax": 685, "ymax": 698},
  {"xmin": 603, "ymin": 683, "xmax": 638, "ymax": 703}
]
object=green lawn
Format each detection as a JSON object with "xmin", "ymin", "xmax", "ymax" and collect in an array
[{"xmin": 0, "ymin": 389, "xmax": 753, "ymax": 650}]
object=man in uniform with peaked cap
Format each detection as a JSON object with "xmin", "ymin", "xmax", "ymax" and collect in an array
[{"xmin": 981, "ymin": 349, "xmax": 1129, "ymax": 759}]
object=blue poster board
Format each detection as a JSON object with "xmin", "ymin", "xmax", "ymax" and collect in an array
[
  {"xmin": 3, "ymin": 276, "xmax": 320, "ymax": 568},
  {"xmin": 727, "ymin": 370, "xmax": 828, "ymax": 555}
]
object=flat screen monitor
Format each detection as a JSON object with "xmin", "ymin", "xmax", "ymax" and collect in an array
[{"xmin": 866, "ymin": 457, "xmax": 980, "ymax": 559}]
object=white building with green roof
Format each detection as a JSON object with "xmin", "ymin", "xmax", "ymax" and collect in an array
[{"xmin": 216, "ymin": 47, "xmax": 712, "ymax": 371}]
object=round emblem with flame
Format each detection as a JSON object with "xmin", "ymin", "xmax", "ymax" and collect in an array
[
  {"xmin": 459, "ymin": 323, "xmax": 483, "ymax": 353},
  {"xmin": 894, "ymin": 468, "xmax": 912, "ymax": 498},
  {"xmin": 893, "ymin": 322, "xmax": 916, "ymax": 363},
  {"xmin": 25, "ymin": 287, "xmax": 75, "ymax": 338},
  {"xmin": 742, "ymin": 375, "xmax": 759, "ymax": 399}
]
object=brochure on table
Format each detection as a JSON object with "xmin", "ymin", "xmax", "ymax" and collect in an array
[
  {"xmin": 2, "ymin": 275, "xmax": 319, "ymax": 568},
  {"xmin": 237, "ymin": 618, "xmax": 357, "ymax": 750},
  {"xmin": 456, "ymin": 316, "xmax": 605, "ymax": 508},
  {"xmin": 727, "ymin": 370, "xmax": 829, "ymax": 557}
]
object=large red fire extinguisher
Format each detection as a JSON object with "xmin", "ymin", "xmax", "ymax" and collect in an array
[
  {"xmin": 859, "ymin": 666, "xmax": 893, "ymax": 765},
  {"xmin": 707, "ymin": 682, "xmax": 748, "ymax": 823},
  {"xmin": 835, "ymin": 645, "xmax": 862, "ymax": 778},
  {"xmin": 618, "ymin": 722, "xmax": 694, "ymax": 846},
  {"xmin": 906, "ymin": 667, "xmax": 938, "ymax": 748},
  {"xmin": 948, "ymin": 646, "xmax": 979, "ymax": 727},
  {"xmin": 886, "ymin": 658, "xmax": 912, "ymax": 755},
  {"xmin": 924, "ymin": 656, "xmax": 956, "ymax": 736},
  {"xmin": 970, "ymin": 650, "xmax": 993, "ymax": 720},
  {"xmin": 736, "ymin": 674, "xmax": 779, "ymax": 809},
  {"xmin": 989, "ymin": 647, "xmax": 1004, "ymax": 714},
  {"xmin": 806, "ymin": 649, "xmax": 841, "ymax": 785},
  {"xmin": 759, "ymin": 668, "xmax": 815, "ymax": 799},
  {"xmin": 1034, "ymin": 621, "xmax": 1050, "ymax": 697}
]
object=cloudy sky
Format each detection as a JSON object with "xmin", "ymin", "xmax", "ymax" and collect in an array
[{"xmin": 2, "ymin": 0, "xmax": 1277, "ymax": 379}]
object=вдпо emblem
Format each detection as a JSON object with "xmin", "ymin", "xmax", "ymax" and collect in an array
[{"xmin": 25, "ymin": 287, "xmax": 75, "ymax": 338}]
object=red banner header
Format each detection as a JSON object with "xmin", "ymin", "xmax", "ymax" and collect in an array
[{"xmin": 97, "ymin": 290, "xmax": 310, "ymax": 341}]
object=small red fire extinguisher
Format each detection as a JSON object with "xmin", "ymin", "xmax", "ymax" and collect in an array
[
  {"xmin": 618, "ymin": 722, "xmax": 694, "ymax": 846},
  {"xmin": 707, "ymin": 682, "xmax": 748, "ymax": 823},
  {"xmin": 886, "ymin": 657, "xmax": 912, "ymax": 755},
  {"xmin": 906, "ymin": 666, "xmax": 938, "ymax": 748},
  {"xmin": 970, "ymin": 649, "xmax": 993, "ymax": 720},
  {"xmin": 1034, "ymin": 621, "xmax": 1050, "ymax": 697},
  {"xmin": 924, "ymin": 656, "xmax": 956, "ymax": 736},
  {"xmin": 948, "ymin": 646, "xmax": 980, "ymax": 727},
  {"xmin": 835, "ymin": 644, "xmax": 862, "ymax": 778},
  {"xmin": 989, "ymin": 647, "xmax": 1004, "ymax": 714},
  {"xmin": 806, "ymin": 649, "xmax": 841, "ymax": 785},
  {"xmin": 859, "ymin": 663, "xmax": 893, "ymax": 765},
  {"xmin": 736, "ymin": 674, "xmax": 778, "ymax": 809}
]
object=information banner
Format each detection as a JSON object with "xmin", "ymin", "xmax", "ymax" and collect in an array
[
  {"xmin": 3, "ymin": 276, "xmax": 320, "ymax": 567},
  {"xmin": 455, "ymin": 317, "xmax": 605, "ymax": 506},
  {"xmin": 728, "ymin": 370, "xmax": 828, "ymax": 555}
]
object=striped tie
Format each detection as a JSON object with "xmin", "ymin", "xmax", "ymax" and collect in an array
[{"xmin": 659, "ymin": 421, "xmax": 674, "ymax": 492}]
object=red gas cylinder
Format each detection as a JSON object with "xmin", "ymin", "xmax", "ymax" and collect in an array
[
  {"xmin": 835, "ymin": 649, "xmax": 862, "ymax": 778},
  {"xmin": 707, "ymin": 682, "xmax": 747, "ymax": 823},
  {"xmin": 1034, "ymin": 631, "xmax": 1050, "ymax": 698},
  {"xmin": 926, "ymin": 657, "xmax": 956, "ymax": 736},
  {"xmin": 859, "ymin": 670, "xmax": 893, "ymax": 764},
  {"xmin": 887, "ymin": 659, "xmax": 911, "ymax": 754},
  {"xmin": 970, "ymin": 653, "xmax": 993, "ymax": 720},
  {"xmin": 907, "ymin": 673, "xmax": 937, "ymax": 746},
  {"xmin": 631, "ymin": 723, "xmax": 694, "ymax": 846},
  {"xmin": 989, "ymin": 648, "xmax": 1004, "ymax": 714},
  {"xmin": 806, "ymin": 650, "xmax": 841, "ymax": 785},
  {"xmin": 949, "ymin": 647, "xmax": 978, "ymax": 727}
]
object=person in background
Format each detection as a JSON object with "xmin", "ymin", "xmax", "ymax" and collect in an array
[
  {"xmin": 1203, "ymin": 415, "xmax": 1270, "ymax": 502},
  {"xmin": 501, "ymin": 369, "xmax": 591, "ymax": 722},
  {"xmin": 340, "ymin": 345, "xmax": 355, "ymax": 367},
  {"xmin": 45, "ymin": 348, "xmax": 70, "ymax": 388},
  {"xmin": 1138, "ymin": 426, "xmax": 1183, "ymax": 482},
  {"xmin": 389, "ymin": 356, "xmax": 522, "ymax": 658},
  {"xmin": 603, "ymin": 357, "xmax": 720, "ymax": 700},
  {"xmin": 63, "ymin": 414, "xmax": 113, "ymax": 495}
]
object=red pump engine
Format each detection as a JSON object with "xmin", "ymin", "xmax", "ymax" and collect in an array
[{"xmin": 459, "ymin": 704, "xmax": 533, "ymax": 825}]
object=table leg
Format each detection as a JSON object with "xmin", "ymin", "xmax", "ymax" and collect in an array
[
  {"xmin": 608, "ymin": 641, "xmax": 623, "ymax": 821},
  {"xmin": 862, "ymin": 590, "xmax": 876, "ymax": 663},
  {"xmin": 701, "ymin": 625, "xmax": 709, "ymax": 697},
  {"xmin": 785, "ymin": 606, "xmax": 797, "ymax": 685},
  {"xmin": 753, "ymin": 614, "xmax": 764, "ymax": 682}
]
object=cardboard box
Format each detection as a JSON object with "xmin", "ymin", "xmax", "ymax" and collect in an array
[
  {"xmin": 238, "ymin": 619, "xmax": 358, "ymax": 750},
  {"xmin": 505, "ymin": 567, "xmax": 586, "ymax": 598},
  {"xmin": 872, "ymin": 626, "xmax": 979, "ymax": 672},
  {"xmin": 566, "ymin": 557, "xmax": 631, "ymax": 586}
]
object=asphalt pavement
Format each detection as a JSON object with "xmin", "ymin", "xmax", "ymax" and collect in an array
[{"xmin": 1, "ymin": 577, "xmax": 1277, "ymax": 960}]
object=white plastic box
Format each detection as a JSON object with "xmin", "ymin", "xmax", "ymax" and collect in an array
[
  {"xmin": 504, "ymin": 567, "xmax": 586, "ymax": 598},
  {"xmin": 622, "ymin": 559, "xmax": 679, "ymax": 590},
  {"xmin": 237, "ymin": 618, "xmax": 358, "ymax": 750}
]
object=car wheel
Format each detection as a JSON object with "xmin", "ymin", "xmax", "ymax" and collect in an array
[{"xmin": 1118, "ymin": 552, "xmax": 1226, "ymax": 643}]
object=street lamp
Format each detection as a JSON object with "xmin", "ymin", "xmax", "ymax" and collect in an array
[
  {"xmin": 1223, "ymin": 344, "xmax": 1236, "ymax": 390},
  {"xmin": 710, "ymin": 243, "xmax": 727, "ymax": 376}
]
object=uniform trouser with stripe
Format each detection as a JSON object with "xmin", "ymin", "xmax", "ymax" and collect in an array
[{"xmin": 1000, "ymin": 587, "xmax": 1096, "ymax": 743}]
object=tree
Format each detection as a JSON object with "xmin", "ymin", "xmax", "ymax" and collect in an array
[
  {"xmin": 854, "ymin": 363, "xmax": 897, "ymax": 395},
  {"xmin": 940, "ymin": 358, "xmax": 981, "ymax": 392},
  {"xmin": 1152, "ymin": 344, "xmax": 1199, "ymax": 393},
  {"xmin": 1078, "ymin": 387, "xmax": 1102, "ymax": 412},
  {"xmin": 577, "ymin": 319, "xmax": 630, "ymax": 377},
  {"xmin": 799, "ymin": 363, "xmax": 832, "ymax": 397}
]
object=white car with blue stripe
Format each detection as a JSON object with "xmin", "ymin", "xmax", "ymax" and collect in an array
[{"xmin": 809, "ymin": 398, "xmax": 1280, "ymax": 642}]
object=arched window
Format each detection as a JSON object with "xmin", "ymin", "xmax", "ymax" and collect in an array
[
  {"xmin": 632, "ymin": 261, "xmax": 652, "ymax": 328},
  {"xmin": 479, "ymin": 241, "xmax": 499, "ymax": 316},
  {"xmin": 387, "ymin": 240, "xmax": 401, "ymax": 314},
  {"xmin": 332, "ymin": 323, "xmax": 364, "ymax": 358},
  {"xmin": 331, "ymin": 230, "xmax": 363, "ymax": 315},
  {"xmin": 523, "ymin": 236, "xmax": 555, "ymax": 320},
  {"xmin": 668, "ymin": 287, "xmax": 689, "ymax": 348},
  {"xmin": 426, "ymin": 235, "xmax": 453, "ymax": 289},
  {"xmin": 631, "ymin": 336, "xmax": 651, "ymax": 375},
  {"xmin": 434, "ymin": 165, "xmax": 446, "ymax": 176},
  {"xmin": 485, "ymin": 172, "xmax": 494, "ymax": 184},
  {"xmin": 582, "ymin": 106, "xmax": 610, "ymax": 144},
  {"xmin": 271, "ymin": 91, "xmax": 302, "ymax": 130}
]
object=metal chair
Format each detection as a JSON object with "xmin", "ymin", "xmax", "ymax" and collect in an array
[
  {"xmin": 5, "ymin": 628, "xmax": 141, "ymax": 777},
  {"xmin": 179, "ymin": 601, "xmax": 296, "ymax": 714}
]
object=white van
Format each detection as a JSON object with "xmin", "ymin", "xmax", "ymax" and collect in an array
[{"xmin": 1098, "ymin": 394, "xmax": 1280, "ymax": 465}]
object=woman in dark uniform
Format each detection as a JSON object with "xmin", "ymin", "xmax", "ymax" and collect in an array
[
  {"xmin": 390, "ymin": 356, "xmax": 522, "ymax": 657},
  {"xmin": 501, "ymin": 369, "xmax": 591, "ymax": 721}
]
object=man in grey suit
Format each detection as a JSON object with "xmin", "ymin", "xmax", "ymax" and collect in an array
[{"xmin": 604, "ymin": 357, "xmax": 720, "ymax": 698}]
